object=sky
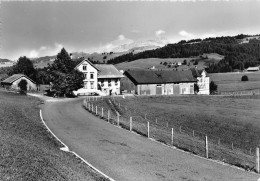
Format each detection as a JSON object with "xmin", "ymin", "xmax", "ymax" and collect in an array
[{"xmin": 1, "ymin": 0, "xmax": 260, "ymax": 61}]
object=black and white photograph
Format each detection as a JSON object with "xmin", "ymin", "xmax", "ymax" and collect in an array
[{"xmin": 1, "ymin": 0, "xmax": 260, "ymax": 180}]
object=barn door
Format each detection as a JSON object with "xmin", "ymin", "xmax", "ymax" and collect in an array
[{"xmin": 156, "ymin": 84, "xmax": 162, "ymax": 95}]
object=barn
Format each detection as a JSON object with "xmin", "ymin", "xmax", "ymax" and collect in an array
[
  {"xmin": 121, "ymin": 69, "xmax": 197, "ymax": 95},
  {"xmin": 1, "ymin": 74, "xmax": 37, "ymax": 91}
]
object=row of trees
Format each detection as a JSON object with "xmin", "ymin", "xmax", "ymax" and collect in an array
[
  {"xmin": 107, "ymin": 35, "xmax": 260, "ymax": 73},
  {"xmin": 3, "ymin": 48, "xmax": 84, "ymax": 97}
]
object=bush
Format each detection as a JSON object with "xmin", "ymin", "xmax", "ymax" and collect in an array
[
  {"xmin": 241, "ymin": 75, "xmax": 249, "ymax": 81},
  {"xmin": 18, "ymin": 79, "xmax": 28, "ymax": 95},
  {"xmin": 194, "ymin": 84, "xmax": 199, "ymax": 94},
  {"xmin": 210, "ymin": 81, "xmax": 218, "ymax": 94}
]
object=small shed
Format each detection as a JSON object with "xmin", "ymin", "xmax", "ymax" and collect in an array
[
  {"xmin": 1, "ymin": 74, "xmax": 37, "ymax": 91},
  {"xmin": 247, "ymin": 67, "xmax": 259, "ymax": 72}
]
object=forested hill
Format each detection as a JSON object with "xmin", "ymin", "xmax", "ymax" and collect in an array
[{"xmin": 107, "ymin": 35, "xmax": 260, "ymax": 73}]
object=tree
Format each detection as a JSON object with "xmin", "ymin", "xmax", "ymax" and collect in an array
[
  {"xmin": 210, "ymin": 81, "xmax": 218, "ymax": 94},
  {"xmin": 12, "ymin": 56, "xmax": 36, "ymax": 80},
  {"xmin": 193, "ymin": 60, "xmax": 198, "ymax": 65},
  {"xmin": 241, "ymin": 75, "xmax": 249, "ymax": 81},
  {"xmin": 48, "ymin": 48, "xmax": 84, "ymax": 97},
  {"xmin": 183, "ymin": 59, "xmax": 187, "ymax": 65},
  {"xmin": 194, "ymin": 83, "xmax": 199, "ymax": 94},
  {"xmin": 18, "ymin": 79, "xmax": 27, "ymax": 95}
]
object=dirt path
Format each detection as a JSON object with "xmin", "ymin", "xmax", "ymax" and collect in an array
[{"xmin": 42, "ymin": 98, "xmax": 259, "ymax": 181}]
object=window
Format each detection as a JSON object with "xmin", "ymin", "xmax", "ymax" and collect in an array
[
  {"xmin": 108, "ymin": 79, "xmax": 111, "ymax": 87},
  {"xmin": 83, "ymin": 65, "xmax": 87, "ymax": 70},
  {"xmin": 90, "ymin": 82, "xmax": 94, "ymax": 89},
  {"xmin": 84, "ymin": 73, "xmax": 87, "ymax": 79},
  {"xmin": 84, "ymin": 82, "xmax": 88, "ymax": 89},
  {"xmin": 90, "ymin": 72, "xmax": 94, "ymax": 79},
  {"xmin": 115, "ymin": 79, "xmax": 118, "ymax": 86},
  {"xmin": 101, "ymin": 79, "xmax": 104, "ymax": 87}
]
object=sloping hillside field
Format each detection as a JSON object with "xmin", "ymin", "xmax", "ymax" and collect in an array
[
  {"xmin": 94, "ymin": 95, "xmax": 260, "ymax": 171},
  {"xmin": 0, "ymin": 90, "xmax": 107, "ymax": 181}
]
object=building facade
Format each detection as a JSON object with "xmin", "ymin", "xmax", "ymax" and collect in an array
[
  {"xmin": 190, "ymin": 68, "xmax": 210, "ymax": 95},
  {"xmin": 1, "ymin": 74, "xmax": 37, "ymax": 91},
  {"xmin": 74, "ymin": 60, "xmax": 124, "ymax": 96},
  {"xmin": 122, "ymin": 69, "xmax": 197, "ymax": 95}
]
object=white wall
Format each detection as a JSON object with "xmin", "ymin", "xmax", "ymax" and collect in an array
[
  {"xmin": 197, "ymin": 71, "xmax": 210, "ymax": 95},
  {"xmin": 11, "ymin": 77, "xmax": 37, "ymax": 91},
  {"xmin": 74, "ymin": 60, "xmax": 98, "ymax": 95},
  {"xmin": 98, "ymin": 78, "xmax": 120, "ymax": 95}
]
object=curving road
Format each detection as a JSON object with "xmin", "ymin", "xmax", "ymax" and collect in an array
[{"xmin": 42, "ymin": 98, "xmax": 259, "ymax": 181}]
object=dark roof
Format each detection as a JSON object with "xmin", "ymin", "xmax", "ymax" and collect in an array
[
  {"xmin": 190, "ymin": 68, "xmax": 201, "ymax": 78},
  {"xmin": 95, "ymin": 64, "xmax": 124, "ymax": 78},
  {"xmin": 1, "ymin": 74, "xmax": 36, "ymax": 84},
  {"xmin": 190, "ymin": 68, "xmax": 208, "ymax": 78},
  {"xmin": 124, "ymin": 69, "xmax": 197, "ymax": 84}
]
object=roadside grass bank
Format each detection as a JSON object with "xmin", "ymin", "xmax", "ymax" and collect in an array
[
  {"xmin": 85, "ymin": 95, "xmax": 260, "ymax": 173},
  {"xmin": 0, "ymin": 89, "xmax": 109, "ymax": 181}
]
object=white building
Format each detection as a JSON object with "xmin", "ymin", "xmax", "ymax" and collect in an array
[
  {"xmin": 191, "ymin": 68, "xmax": 210, "ymax": 95},
  {"xmin": 73, "ymin": 59, "xmax": 124, "ymax": 96}
]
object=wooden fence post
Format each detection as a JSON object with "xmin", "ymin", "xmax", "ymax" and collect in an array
[
  {"xmin": 156, "ymin": 119, "xmax": 157, "ymax": 124},
  {"xmin": 117, "ymin": 113, "xmax": 120, "ymax": 126},
  {"xmin": 171, "ymin": 128, "xmax": 174, "ymax": 145},
  {"xmin": 205, "ymin": 136, "xmax": 209, "ymax": 159},
  {"xmin": 96, "ymin": 106, "xmax": 97, "ymax": 115},
  {"xmin": 130, "ymin": 117, "xmax": 132, "ymax": 131},
  {"xmin": 101, "ymin": 107, "xmax": 103, "ymax": 118},
  {"xmin": 256, "ymin": 147, "xmax": 259, "ymax": 173},
  {"xmin": 179, "ymin": 126, "xmax": 182, "ymax": 133},
  {"xmin": 147, "ymin": 121, "xmax": 150, "ymax": 138},
  {"xmin": 145, "ymin": 114, "xmax": 147, "ymax": 119},
  {"xmin": 192, "ymin": 130, "xmax": 195, "ymax": 137},
  {"xmin": 167, "ymin": 122, "xmax": 168, "ymax": 128},
  {"xmin": 108, "ymin": 110, "xmax": 110, "ymax": 122}
]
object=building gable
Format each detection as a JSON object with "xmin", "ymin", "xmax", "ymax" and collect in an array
[{"xmin": 74, "ymin": 59, "xmax": 99, "ymax": 72}]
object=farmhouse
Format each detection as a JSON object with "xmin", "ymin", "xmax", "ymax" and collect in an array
[
  {"xmin": 73, "ymin": 59, "xmax": 124, "ymax": 96},
  {"xmin": 121, "ymin": 69, "xmax": 197, "ymax": 95},
  {"xmin": 190, "ymin": 68, "xmax": 210, "ymax": 95},
  {"xmin": 247, "ymin": 67, "xmax": 259, "ymax": 72},
  {"xmin": 1, "ymin": 74, "xmax": 37, "ymax": 91}
]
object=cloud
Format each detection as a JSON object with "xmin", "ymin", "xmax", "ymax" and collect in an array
[
  {"xmin": 131, "ymin": 29, "xmax": 140, "ymax": 33},
  {"xmin": 118, "ymin": 35, "xmax": 126, "ymax": 41},
  {"xmin": 27, "ymin": 43, "xmax": 63, "ymax": 58},
  {"xmin": 155, "ymin": 30, "xmax": 166, "ymax": 38},
  {"xmin": 179, "ymin": 30, "xmax": 195, "ymax": 39},
  {"xmin": 84, "ymin": 34, "xmax": 134, "ymax": 53}
]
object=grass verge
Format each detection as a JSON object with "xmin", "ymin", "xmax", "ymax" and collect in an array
[{"xmin": 0, "ymin": 89, "xmax": 109, "ymax": 181}]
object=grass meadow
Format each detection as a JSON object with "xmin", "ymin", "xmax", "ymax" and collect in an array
[
  {"xmin": 89, "ymin": 94, "xmax": 260, "ymax": 171},
  {"xmin": 0, "ymin": 89, "xmax": 108, "ymax": 181},
  {"xmin": 209, "ymin": 71, "xmax": 260, "ymax": 92}
]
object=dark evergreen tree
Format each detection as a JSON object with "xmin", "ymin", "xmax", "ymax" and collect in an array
[
  {"xmin": 48, "ymin": 48, "xmax": 84, "ymax": 97},
  {"xmin": 12, "ymin": 56, "xmax": 36, "ymax": 80}
]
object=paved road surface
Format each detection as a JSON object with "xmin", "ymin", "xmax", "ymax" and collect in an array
[{"xmin": 42, "ymin": 98, "xmax": 259, "ymax": 181}]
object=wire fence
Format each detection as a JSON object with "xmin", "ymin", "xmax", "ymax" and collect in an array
[
  {"xmin": 83, "ymin": 96, "xmax": 260, "ymax": 173},
  {"xmin": 220, "ymin": 90, "xmax": 260, "ymax": 96}
]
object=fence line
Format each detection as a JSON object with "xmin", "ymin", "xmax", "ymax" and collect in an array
[{"xmin": 84, "ymin": 96, "xmax": 258, "ymax": 173}]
